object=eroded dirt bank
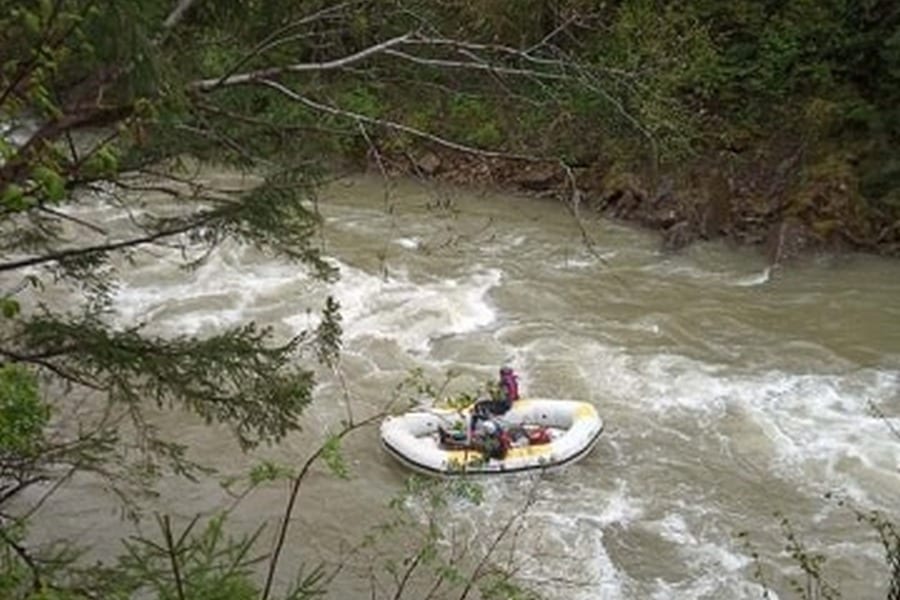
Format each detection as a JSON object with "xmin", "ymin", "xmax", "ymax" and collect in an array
[{"xmin": 367, "ymin": 146, "xmax": 900, "ymax": 265}]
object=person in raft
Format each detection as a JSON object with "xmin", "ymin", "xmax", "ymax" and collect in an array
[
  {"xmin": 439, "ymin": 366, "xmax": 520, "ymax": 451},
  {"xmin": 474, "ymin": 366, "xmax": 520, "ymax": 417},
  {"xmin": 472, "ymin": 418, "xmax": 510, "ymax": 459}
]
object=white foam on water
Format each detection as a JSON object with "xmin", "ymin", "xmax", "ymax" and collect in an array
[
  {"xmin": 393, "ymin": 236, "xmax": 421, "ymax": 249},
  {"xmin": 649, "ymin": 578, "xmax": 777, "ymax": 600},
  {"xmin": 640, "ymin": 507, "xmax": 782, "ymax": 600},
  {"xmin": 397, "ymin": 477, "xmax": 638, "ymax": 600},
  {"xmin": 583, "ymin": 346, "xmax": 900, "ymax": 507},
  {"xmin": 559, "ymin": 341, "xmax": 899, "ymax": 510},
  {"xmin": 112, "ymin": 243, "xmax": 317, "ymax": 335},
  {"xmin": 513, "ymin": 480, "xmax": 642, "ymax": 599},
  {"xmin": 643, "ymin": 260, "xmax": 774, "ymax": 289},
  {"xmin": 554, "ymin": 250, "xmax": 617, "ymax": 271},
  {"xmin": 732, "ymin": 267, "xmax": 772, "ymax": 287},
  {"xmin": 529, "ymin": 480, "xmax": 645, "ymax": 530},
  {"xmin": 317, "ymin": 263, "xmax": 501, "ymax": 353},
  {"xmin": 655, "ymin": 512, "xmax": 747, "ymax": 571}
]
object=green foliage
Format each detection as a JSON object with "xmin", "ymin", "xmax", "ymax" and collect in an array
[
  {"xmin": 118, "ymin": 513, "xmax": 265, "ymax": 600},
  {"xmin": 314, "ymin": 296, "xmax": 342, "ymax": 369},
  {"xmin": 249, "ymin": 460, "xmax": 294, "ymax": 485},
  {"xmin": 336, "ymin": 86, "xmax": 383, "ymax": 118},
  {"xmin": 24, "ymin": 315, "xmax": 314, "ymax": 448},
  {"xmin": 321, "ymin": 434, "xmax": 349, "ymax": 480},
  {"xmin": 0, "ymin": 365, "xmax": 48, "ymax": 456},
  {"xmin": 480, "ymin": 577, "xmax": 543, "ymax": 600},
  {"xmin": 0, "ymin": 522, "xmax": 31, "ymax": 599},
  {"xmin": 367, "ymin": 475, "xmax": 543, "ymax": 599},
  {"xmin": 448, "ymin": 96, "xmax": 504, "ymax": 148},
  {"xmin": 1, "ymin": 185, "xmax": 28, "ymax": 211},
  {"xmin": 0, "ymin": 298, "xmax": 20, "ymax": 319}
]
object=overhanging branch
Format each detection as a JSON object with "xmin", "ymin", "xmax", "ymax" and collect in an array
[
  {"xmin": 254, "ymin": 78, "xmax": 545, "ymax": 163},
  {"xmin": 190, "ymin": 33, "xmax": 415, "ymax": 90},
  {"xmin": 0, "ymin": 212, "xmax": 218, "ymax": 274}
]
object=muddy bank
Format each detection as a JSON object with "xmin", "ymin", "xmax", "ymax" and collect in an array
[{"xmin": 369, "ymin": 146, "xmax": 900, "ymax": 265}]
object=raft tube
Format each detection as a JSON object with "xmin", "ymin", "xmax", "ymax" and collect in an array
[{"xmin": 379, "ymin": 399, "xmax": 603, "ymax": 475}]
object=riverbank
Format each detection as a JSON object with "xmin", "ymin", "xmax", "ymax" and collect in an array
[{"xmin": 361, "ymin": 145, "xmax": 900, "ymax": 266}]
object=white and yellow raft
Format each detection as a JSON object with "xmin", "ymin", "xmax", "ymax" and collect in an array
[{"xmin": 379, "ymin": 399, "xmax": 603, "ymax": 475}]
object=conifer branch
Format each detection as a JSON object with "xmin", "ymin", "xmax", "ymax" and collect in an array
[{"xmin": 0, "ymin": 212, "xmax": 217, "ymax": 274}]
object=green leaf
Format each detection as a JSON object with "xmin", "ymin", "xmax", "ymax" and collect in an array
[
  {"xmin": 248, "ymin": 460, "xmax": 293, "ymax": 484},
  {"xmin": 0, "ymin": 298, "xmax": 20, "ymax": 318},
  {"xmin": 1, "ymin": 184, "xmax": 26, "ymax": 210},
  {"xmin": 23, "ymin": 10, "xmax": 41, "ymax": 35},
  {"xmin": 0, "ymin": 365, "xmax": 50, "ymax": 455},
  {"xmin": 33, "ymin": 165, "xmax": 66, "ymax": 202}
]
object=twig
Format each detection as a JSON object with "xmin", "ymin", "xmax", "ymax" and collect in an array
[
  {"xmin": 868, "ymin": 399, "xmax": 900, "ymax": 442},
  {"xmin": 160, "ymin": 514, "xmax": 187, "ymax": 600},
  {"xmin": 260, "ymin": 412, "xmax": 384, "ymax": 600},
  {"xmin": 207, "ymin": 1, "xmax": 363, "ymax": 89},
  {"xmin": 382, "ymin": 49, "xmax": 570, "ymax": 81},
  {"xmin": 525, "ymin": 15, "xmax": 581, "ymax": 54},
  {"xmin": 38, "ymin": 206, "xmax": 108, "ymax": 235},
  {"xmin": 162, "ymin": 0, "xmax": 201, "ymax": 31},
  {"xmin": 254, "ymin": 78, "xmax": 544, "ymax": 163},
  {"xmin": 457, "ymin": 479, "xmax": 541, "ymax": 600},
  {"xmin": 0, "ymin": 347, "xmax": 105, "ymax": 390}
]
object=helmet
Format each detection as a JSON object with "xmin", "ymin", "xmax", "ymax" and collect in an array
[
  {"xmin": 500, "ymin": 366, "xmax": 514, "ymax": 374},
  {"xmin": 480, "ymin": 420, "xmax": 497, "ymax": 435}
]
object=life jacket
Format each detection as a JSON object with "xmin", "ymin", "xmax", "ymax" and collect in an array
[{"xmin": 500, "ymin": 372, "xmax": 519, "ymax": 402}]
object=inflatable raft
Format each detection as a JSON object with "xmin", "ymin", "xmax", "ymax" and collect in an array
[{"xmin": 380, "ymin": 399, "xmax": 603, "ymax": 475}]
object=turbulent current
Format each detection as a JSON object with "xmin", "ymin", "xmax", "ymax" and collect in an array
[{"xmin": 34, "ymin": 175, "xmax": 900, "ymax": 598}]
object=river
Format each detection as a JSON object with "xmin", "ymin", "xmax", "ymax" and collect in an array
[{"xmin": 30, "ymin": 174, "xmax": 900, "ymax": 599}]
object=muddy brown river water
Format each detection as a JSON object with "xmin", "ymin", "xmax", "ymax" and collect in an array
[{"xmin": 27, "ymin": 174, "xmax": 900, "ymax": 599}]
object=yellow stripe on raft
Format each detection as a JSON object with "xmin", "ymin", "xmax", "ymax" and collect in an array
[
  {"xmin": 445, "ymin": 443, "xmax": 553, "ymax": 465},
  {"xmin": 574, "ymin": 402, "xmax": 597, "ymax": 420}
]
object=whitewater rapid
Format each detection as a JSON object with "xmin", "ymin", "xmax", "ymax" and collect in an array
[{"xmin": 34, "ymin": 174, "xmax": 900, "ymax": 599}]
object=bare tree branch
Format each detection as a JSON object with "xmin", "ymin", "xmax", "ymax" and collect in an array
[
  {"xmin": 254, "ymin": 78, "xmax": 544, "ymax": 163},
  {"xmin": 207, "ymin": 1, "xmax": 364, "ymax": 88},
  {"xmin": 382, "ymin": 48, "xmax": 569, "ymax": 81},
  {"xmin": 457, "ymin": 482, "xmax": 541, "ymax": 600},
  {"xmin": 162, "ymin": 0, "xmax": 201, "ymax": 31},
  {"xmin": 525, "ymin": 14, "xmax": 582, "ymax": 54},
  {"xmin": 191, "ymin": 33, "xmax": 416, "ymax": 90}
]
